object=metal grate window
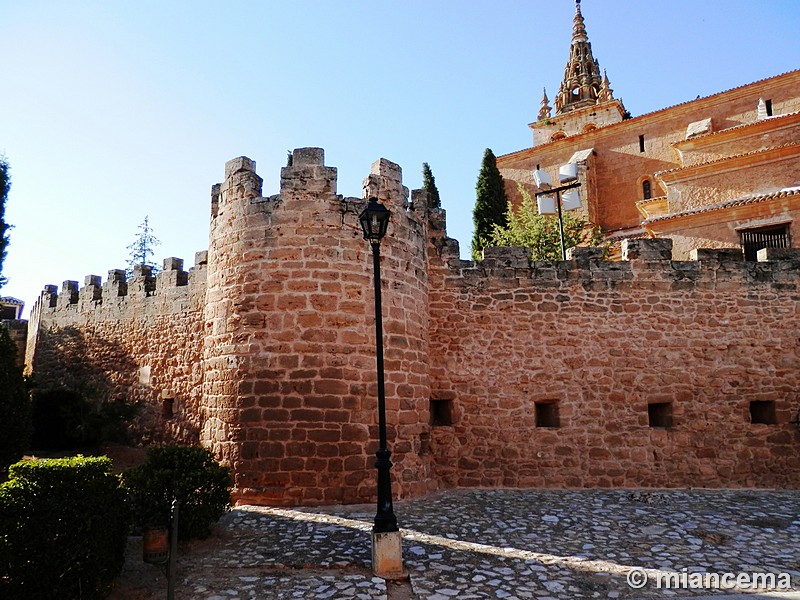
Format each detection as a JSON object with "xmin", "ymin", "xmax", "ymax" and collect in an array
[{"xmin": 740, "ymin": 224, "xmax": 789, "ymax": 261}]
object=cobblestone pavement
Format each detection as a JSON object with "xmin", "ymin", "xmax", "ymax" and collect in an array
[{"xmin": 111, "ymin": 489, "xmax": 800, "ymax": 599}]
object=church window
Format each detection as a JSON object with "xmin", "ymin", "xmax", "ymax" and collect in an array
[
  {"xmin": 582, "ymin": 123, "xmax": 597, "ymax": 133},
  {"xmin": 535, "ymin": 400, "xmax": 560, "ymax": 428},
  {"xmin": 639, "ymin": 135, "xmax": 645, "ymax": 153},
  {"xmin": 550, "ymin": 131, "xmax": 567, "ymax": 142},
  {"xmin": 765, "ymin": 99, "xmax": 773, "ymax": 116},
  {"xmin": 740, "ymin": 224, "xmax": 789, "ymax": 261},
  {"xmin": 642, "ymin": 180, "xmax": 652, "ymax": 200},
  {"xmin": 648, "ymin": 402, "xmax": 673, "ymax": 428},
  {"xmin": 750, "ymin": 401, "xmax": 776, "ymax": 425}
]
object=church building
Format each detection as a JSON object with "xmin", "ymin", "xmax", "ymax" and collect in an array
[{"xmin": 497, "ymin": 0, "xmax": 800, "ymax": 260}]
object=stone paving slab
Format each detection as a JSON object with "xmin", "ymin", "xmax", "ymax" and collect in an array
[{"xmin": 110, "ymin": 489, "xmax": 800, "ymax": 599}]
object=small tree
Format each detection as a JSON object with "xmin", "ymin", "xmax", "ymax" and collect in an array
[
  {"xmin": 490, "ymin": 185, "xmax": 606, "ymax": 261},
  {"xmin": 126, "ymin": 216, "xmax": 161, "ymax": 277},
  {"xmin": 471, "ymin": 148, "xmax": 509, "ymax": 260},
  {"xmin": 421, "ymin": 162, "xmax": 441, "ymax": 209},
  {"xmin": 0, "ymin": 156, "xmax": 11, "ymax": 288},
  {"xmin": 123, "ymin": 446, "xmax": 231, "ymax": 540}
]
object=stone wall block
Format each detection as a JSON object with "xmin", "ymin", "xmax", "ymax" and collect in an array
[
  {"xmin": 411, "ymin": 188, "xmax": 430, "ymax": 212},
  {"xmin": 79, "ymin": 276, "xmax": 102, "ymax": 305},
  {"xmin": 691, "ymin": 248, "xmax": 745, "ymax": 263},
  {"xmin": 42, "ymin": 285, "xmax": 58, "ymax": 308},
  {"xmin": 482, "ymin": 246, "xmax": 530, "ymax": 269},
  {"xmin": 56, "ymin": 280, "xmax": 79, "ymax": 308},
  {"xmin": 103, "ymin": 270, "xmax": 128, "ymax": 298},
  {"xmin": 622, "ymin": 238, "xmax": 674, "ymax": 261},
  {"xmin": 164, "ymin": 257, "xmax": 184, "ymax": 271},
  {"xmin": 758, "ymin": 247, "xmax": 800, "ymax": 262},
  {"xmin": 292, "ymin": 147, "xmax": 324, "ymax": 166},
  {"xmin": 566, "ymin": 246, "xmax": 606, "ymax": 262},
  {"xmin": 363, "ymin": 158, "xmax": 409, "ymax": 210},
  {"xmin": 224, "ymin": 156, "xmax": 256, "ymax": 179}
]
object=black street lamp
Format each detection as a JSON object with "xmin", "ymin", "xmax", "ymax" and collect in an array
[{"xmin": 358, "ymin": 197, "xmax": 399, "ymax": 536}]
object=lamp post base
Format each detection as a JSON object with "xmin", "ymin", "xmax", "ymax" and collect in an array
[{"xmin": 371, "ymin": 530, "xmax": 406, "ymax": 579}]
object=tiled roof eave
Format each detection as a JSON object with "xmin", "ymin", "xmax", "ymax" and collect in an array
[
  {"xmin": 674, "ymin": 111, "xmax": 800, "ymax": 147},
  {"xmin": 643, "ymin": 189, "xmax": 800, "ymax": 226},
  {"xmin": 655, "ymin": 142, "xmax": 800, "ymax": 179}
]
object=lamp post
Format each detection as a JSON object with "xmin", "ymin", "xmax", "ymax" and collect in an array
[
  {"xmin": 533, "ymin": 165, "xmax": 582, "ymax": 260},
  {"xmin": 358, "ymin": 197, "xmax": 404, "ymax": 578}
]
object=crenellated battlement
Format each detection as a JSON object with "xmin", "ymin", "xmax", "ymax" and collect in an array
[
  {"xmin": 24, "ymin": 148, "xmax": 800, "ymax": 505},
  {"xmin": 431, "ymin": 236, "xmax": 800, "ymax": 294},
  {"xmin": 33, "ymin": 252, "xmax": 208, "ymax": 321}
]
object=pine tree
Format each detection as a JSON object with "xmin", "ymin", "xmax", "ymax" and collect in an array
[
  {"xmin": 126, "ymin": 216, "xmax": 161, "ymax": 277},
  {"xmin": 421, "ymin": 162, "xmax": 441, "ymax": 209},
  {"xmin": 490, "ymin": 186, "xmax": 606, "ymax": 261},
  {"xmin": 0, "ymin": 156, "xmax": 11, "ymax": 289},
  {"xmin": 471, "ymin": 148, "xmax": 509, "ymax": 260}
]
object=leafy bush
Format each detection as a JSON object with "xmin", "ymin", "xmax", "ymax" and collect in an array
[
  {"xmin": 0, "ymin": 326, "xmax": 32, "ymax": 475},
  {"xmin": 31, "ymin": 388, "xmax": 139, "ymax": 451},
  {"xmin": 490, "ymin": 185, "xmax": 607, "ymax": 261},
  {"xmin": 123, "ymin": 445, "xmax": 231, "ymax": 540},
  {"xmin": 0, "ymin": 456, "xmax": 130, "ymax": 600}
]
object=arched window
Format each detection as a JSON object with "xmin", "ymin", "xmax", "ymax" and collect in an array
[
  {"xmin": 550, "ymin": 131, "xmax": 567, "ymax": 142},
  {"xmin": 581, "ymin": 123, "xmax": 597, "ymax": 133},
  {"xmin": 642, "ymin": 180, "xmax": 652, "ymax": 200}
]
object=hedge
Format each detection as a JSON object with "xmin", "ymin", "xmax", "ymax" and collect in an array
[{"xmin": 0, "ymin": 456, "xmax": 130, "ymax": 599}]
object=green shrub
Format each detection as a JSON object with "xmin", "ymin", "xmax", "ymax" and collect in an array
[
  {"xmin": 31, "ymin": 388, "xmax": 139, "ymax": 451},
  {"xmin": 0, "ymin": 326, "xmax": 32, "ymax": 474},
  {"xmin": 0, "ymin": 456, "xmax": 130, "ymax": 600},
  {"xmin": 123, "ymin": 445, "xmax": 231, "ymax": 540}
]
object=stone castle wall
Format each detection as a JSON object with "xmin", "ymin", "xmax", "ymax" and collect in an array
[
  {"xmin": 26, "ymin": 257, "xmax": 208, "ymax": 444},
  {"xmin": 200, "ymin": 150, "xmax": 436, "ymax": 505},
  {"xmin": 426, "ymin": 232, "xmax": 800, "ymax": 490},
  {"xmin": 28, "ymin": 149, "xmax": 438, "ymax": 505},
  {"xmin": 26, "ymin": 149, "xmax": 800, "ymax": 506}
]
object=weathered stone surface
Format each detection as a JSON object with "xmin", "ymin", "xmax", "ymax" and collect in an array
[{"xmin": 25, "ymin": 150, "xmax": 800, "ymax": 509}]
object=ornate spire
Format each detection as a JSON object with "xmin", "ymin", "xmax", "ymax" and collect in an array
[
  {"xmin": 572, "ymin": 0, "xmax": 588, "ymax": 43},
  {"xmin": 597, "ymin": 70, "xmax": 613, "ymax": 102},
  {"xmin": 553, "ymin": 0, "xmax": 613, "ymax": 116},
  {"xmin": 538, "ymin": 88, "xmax": 552, "ymax": 121}
]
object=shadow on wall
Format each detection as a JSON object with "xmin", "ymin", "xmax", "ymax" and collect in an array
[{"xmin": 30, "ymin": 326, "xmax": 186, "ymax": 449}]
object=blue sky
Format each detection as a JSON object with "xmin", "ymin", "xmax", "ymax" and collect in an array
[{"xmin": 1, "ymin": 1, "xmax": 798, "ymax": 316}]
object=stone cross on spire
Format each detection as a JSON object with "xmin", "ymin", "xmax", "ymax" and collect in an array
[{"xmin": 553, "ymin": 0, "xmax": 612, "ymax": 116}]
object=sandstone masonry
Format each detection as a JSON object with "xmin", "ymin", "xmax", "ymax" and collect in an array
[{"xmin": 26, "ymin": 149, "xmax": 800, "ymax": 505}]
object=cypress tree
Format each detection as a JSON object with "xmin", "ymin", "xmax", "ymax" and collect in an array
[
  {"xmin": 421, "ymin": 162, "xmax": 441, "ymax": 209},
  {"xmin": 0, "ymin": 155, "xmax": 30, "ymax": 472},
  {"xmin": 0, "ymin": 156, "xmax": 10, "ymax": 288},
  {"xmin": 471, "ymin": 148, "xmax": 509, "ymax": 260}
]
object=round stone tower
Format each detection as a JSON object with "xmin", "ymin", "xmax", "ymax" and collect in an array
[{"xmin": 202, "ymin": 149, "xmax": 436, "ymax": 505}]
